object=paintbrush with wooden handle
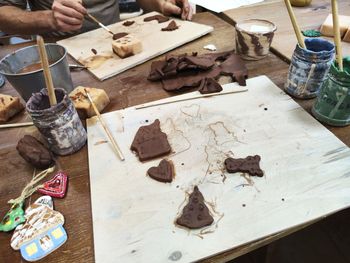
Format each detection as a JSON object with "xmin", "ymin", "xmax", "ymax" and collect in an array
[{"xmin": 86, "ymin": 13, "xmax": 114, "ymax": 36}]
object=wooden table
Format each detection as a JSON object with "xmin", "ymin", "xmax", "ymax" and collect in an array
[
  {"xmin": 0, "ymin": 12, "xmax": 349, "ymax": 263},
  {"xmin": 219, "ymin": 0, "xmax": 350, "ymax": 61}
]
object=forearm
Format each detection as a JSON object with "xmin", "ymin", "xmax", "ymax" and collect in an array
[
  {"xmin": 0, "ymin": 6, "xmax": 57, "ymax": 35},
  {"xmin": 137, "ymin": 0, "xmax": 161, "ymax": 13}
]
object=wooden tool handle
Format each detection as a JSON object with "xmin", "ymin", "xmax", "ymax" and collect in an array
[
  {"xmin": 331, "ymin": 0, "xmax": 343, "ymax": 71},
  {"xmin": 284, "ymin": 0, "xmax": 305, "ymax": 49},
  {"xmin": 85, "ymin": 89, "xmax": 125, "ymax": 161},
  {"xmin": 86, "ymin": 13, "xmax": 114, "ymax": 35},
  {"xmin": 37, "ymin": 36, "xmax": 57, "ymax": 106}
]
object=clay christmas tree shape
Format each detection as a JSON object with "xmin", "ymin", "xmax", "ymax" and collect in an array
[
  {"xmin": 131, "ymin": 119, "xmax": 171, "ymax": 161},
  {"xmin": 11, "ymin": 197, "xmax": 67, "ymax": 262},
  {"xmin": 224, "ymin": 155, "xmax": 263, "ymax": 177},
  {"xmin": 176, "ymin": 186, "xmax": 214, "ymax": 229},
  {"xmin": 38, "ymin": 171, "xmax": 68, "ymax": 198},
  {"xmin": 147, "ymin": 159, "xmax": 174, "ymax": 183},
  {"xmin": 0, "ymin": 202, "xmax": 25, "ymax": 232}
]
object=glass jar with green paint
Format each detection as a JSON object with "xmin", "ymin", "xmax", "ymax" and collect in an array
[{"xmin": 312, "ymin": 57, "xmax": 350, "ymax": 126}]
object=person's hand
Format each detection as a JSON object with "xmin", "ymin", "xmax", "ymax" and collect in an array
[
  {"xmin": 160, "ymin": 0, "xmax": 193, "ymax": 20},
  {"xmin": 52, "ymin": 0, "xmax": 87, "ymax": 32}
]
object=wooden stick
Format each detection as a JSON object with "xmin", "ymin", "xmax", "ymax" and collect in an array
[
  {"xmin": 37, "ymin": 36, "xmax": 57, "ymax": 105},
  {"xmin": 84, "ymin": 89, "xmax": 125, "ymax": 161},
  {"xmin": 86, "ymin": 14, "xmax": 114, "ymax": 36},
  {"xmin": 331, "ymin": 0, "xmax": 343, "ymax": 71},
  {"xmin": 0, "ymin": 122, "xmax": 34, "ymax": 129},
  {"xmin": 284, "ymin": 0, "xmax": 305, "ymax": 49},
  {"xmin": 135, "ymin": 88, "xmax": 248, "ymax": 110}
]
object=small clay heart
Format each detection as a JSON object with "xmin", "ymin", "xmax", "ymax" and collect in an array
[
  {"xmin": 38, "ymin": 172, "xmax": 68, "ymax": 198},
  {"xmin": 147, "ymin": 159, "xmax": 174, "ymax": 183}
]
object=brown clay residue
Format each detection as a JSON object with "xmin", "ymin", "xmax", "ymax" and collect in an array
[
  {"xmin": 91, "ymin": 48, "xmax": 97, "ymax": 55},
  {"xmin": 94, "ymin": 140, "xmax": 108, "ymax": 146},
  {"xmin": 69, "ymin": 91, "xmax": 87, "ymax": 102},
  {"xmin": 144, "ymin": 15, "xmax": 169, "ymax": 23},
  {"xmin": 113, "ymin": 32, "xmax": 129, "ymax": 40},
  {"xmin": 123, "ymin": 20, "xmax": 135, "ymax": 27},
  {"xmin": 161, "ymin": 20, "xmax": 179, "ymax": 31}
]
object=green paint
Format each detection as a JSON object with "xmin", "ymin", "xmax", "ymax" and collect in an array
[
  {"xmin": 302, "ymin": 30, "xmax": 321, "ymax": 37},
  {"xmin": 0, "ymin": 202, "xmax": 25, "ymax": 232},
  {"xmin": 312, "ymin": 57, "xmax": 350, "ymax": 126}
]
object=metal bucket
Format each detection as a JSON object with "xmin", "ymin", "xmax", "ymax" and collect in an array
[{"xmin": 0, "ymin": 43, "xmax": 73, "ymax": 101}]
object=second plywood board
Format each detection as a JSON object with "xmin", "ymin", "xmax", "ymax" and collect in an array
[
  {"xmin": 87, "ymin": 75, "xmax": 350, "ymax": 262},
  {"xmin": 58, "ymin": 12, "xmax": 213, "ymax": 80},
  {"xmin": 222, "ymin": 0, "xmax": 350, "ymax": 61}
]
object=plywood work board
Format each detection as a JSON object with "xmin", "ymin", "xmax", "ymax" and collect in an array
[
  {"xmin": 221, "ymin": 0, "xmax": 350, "ymax": 61},
  {"xmin": 87, "ymin": 75, "xmax": 350, "ymax": 263},
  {"xmin": 58, "ymin": 12, "xmax": 213, "ymax": 80}
]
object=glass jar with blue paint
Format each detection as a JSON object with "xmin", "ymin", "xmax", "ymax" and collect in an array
[
  {"xmin": 285, "ymin": 38, "xmax": 335, "ymax": 99},
  {"xmin": 312, "ymin": 57, "xmax": 350, "ymax": 126}
]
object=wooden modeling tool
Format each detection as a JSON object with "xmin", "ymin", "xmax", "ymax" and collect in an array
[
  {"xmin": 86, "ymin": 14, "xmax": 114, "ymax": 36},
  {"xmin": 84, "ymin": 89, "xmax": 125, "ymax": 161},
  {"xmin": 135, "ymin": 88, "xmax": 248, "ymax": 110},
  {"xmin": 284, "ymin": 0, "xmax": 305, "ymax": 49},
  {"xmin": 0, "ymin": 122, "xmax": 34, "ymax": 129},
  {"xmin": 331, "ymin": 0, "xmax": 343, "ymax": 71},
  {"xmin": 37, "ymin": 36, "xmax": 57, "ymax": 105}
]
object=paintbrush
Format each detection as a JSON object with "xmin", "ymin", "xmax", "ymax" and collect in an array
[
  {"xmin": 284, "ymin": 0, "xmax": 305, "ymax": 49},
  {"xmin": 84, "ymin": 89, "xmax": 125, "ymax": 161},
  {"xmin": 86, "ymin": 13, "xmax": 114, "ymax": 36},
  {"xmin": 331, "ymin": 0, "xmax": 343, "ymax": 71}
]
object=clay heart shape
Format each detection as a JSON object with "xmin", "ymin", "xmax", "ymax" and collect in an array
[
  {"xmin": 147, "ymin": 159, "xmax": 174, "ymax": 183},
  {"xmin": 38, "ymin": 172, "xmax": 68, "ymax": 198}
]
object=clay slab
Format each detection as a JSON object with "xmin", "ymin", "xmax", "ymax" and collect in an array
[{"xmin": 87, "ymin": 76, "xmax": 350, "ymax": 263}]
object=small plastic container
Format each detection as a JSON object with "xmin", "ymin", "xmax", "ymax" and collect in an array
[
  {"xmin": 285, "ymin": 38, "xmax": 335, "ymax": 99},
  {"xmin": 235, "ymin": 19, "xmax": 277, "ymax": 60},
  {"xmin": 26, "ymin": 88, "xmax": 87, "ymax": 155},
  {"xmin": 312, "ymin": 57, "xmax": 350, "ymax": 126}
]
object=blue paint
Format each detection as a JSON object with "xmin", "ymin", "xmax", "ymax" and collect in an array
[
  {"xmin": 20, "ymin": 225, "xmax": 67, "ymax": 261},
  {"xmin": 285, "ymin": 38, "xmax": 335, "ymax": 99}
]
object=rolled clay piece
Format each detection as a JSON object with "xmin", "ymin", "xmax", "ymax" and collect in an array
[
  {"xmin": 224, "ymin": 155, "xmax": 263, "ymax": 177},
  {"xmin": 147, "ymin": 159, "xmax": 174, "ymax": 183},
  {"xmin": 123, "ymin": 20, "xmax": 135, "ymax": 26},
  {"xmin": 130, "ymin": 119, "xmax": 171, "ymax": 162},
  {"xmin": 16, "ymin": 135, "xmax": 54, "ymax": 169},
  {"xmin": 176, "ymin": 186, "xmax": 214, "ymax": 229},
  {"xmin": 198, "ymin": 78, "xmax": 222, "ymax": 94},
  {"xmin": 161, "ymin": 20, "xmax": 179, "ymax": 31},
  {"xmin": 112, "ymin": 32, "xmax": 129, "ymax": 40},
  {"xmin": 144, "ymin": 15, "xmax": 169, "ymax": 23}
]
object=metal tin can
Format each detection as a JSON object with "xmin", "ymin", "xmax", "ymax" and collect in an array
[
  {"xmin": 26, "ymin": 88, "xmax": 87, "ymax": 155},
  {"xmin": 285, "ymin": 38, "xmax": 335, "ymax": 99},
  {"xmin": 312, "ymin": 57, "xmax": 350, "ymax": 126}
]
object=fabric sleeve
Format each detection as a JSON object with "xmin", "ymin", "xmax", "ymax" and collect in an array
[{"xmin": 0, "ymin": 0, "xmax": 27, "ymax": 9}]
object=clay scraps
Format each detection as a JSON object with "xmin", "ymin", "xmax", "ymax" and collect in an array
[
  {"xmin": 161, "ymin": 20, "xmax": 179, "ymax": 31},
  {"xmin": 144, "ymin": 15, "xmax": 169, "ymax": 23},
  {"xmin": 11, "ymin": 196, "xmax": 67, "ymax": 262},
  {"xmin": 16, "ymin": 135, "xmax": 54, "ymax": 169},
  {"xmin": 131, "ymin": 119, "xmax": 171, "ymax": 161},
  {"xmin": 112, "ymin": 32, "xmax": 129, "ymax": 40},
  {"xmin": 123, "ymin": 20, "xmax": 135, "ymax": 26},
  {"xmin": 198, "ymin": 78, "xmax": 222, "ymax": 94},
  {"xmin": 147, "ymin": 159, "xmax": 175, "ymax": 183},
  {"xmin": 224, "ymin": 155, "xmax": 263, "ymax": 177},
  {"xmin": 147, "ymin": 51, "xmax": 248, "ymax": 92},
  {"xmin": 176, "ymin": 186, "xmax": 214, "ymax": 229}
]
